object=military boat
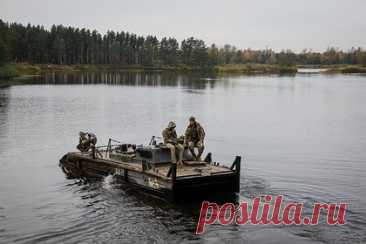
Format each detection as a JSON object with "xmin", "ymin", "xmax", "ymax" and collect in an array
[{"xmin": 59, "ymin": 137, "xmax": 241, "ymax": 200}]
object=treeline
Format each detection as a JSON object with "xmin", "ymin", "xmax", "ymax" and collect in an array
[{"xmin": 1, "ymin": 19, "xmax": 366, "ymax": 68}]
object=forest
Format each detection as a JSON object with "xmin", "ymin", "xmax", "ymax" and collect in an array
[{"xmin": 1, "ymin": 19, "xmax": 366, "ymax": 69}]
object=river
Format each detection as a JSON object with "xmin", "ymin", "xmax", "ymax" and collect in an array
[{"xmin": 0, "ymin": 71, "xmax": 365, "ymax": 243}]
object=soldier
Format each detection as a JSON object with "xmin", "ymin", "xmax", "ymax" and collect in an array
[
  {"xmin": 87, "ymin": 132, "xmax": 97, "ymax": 146},
  {"xmin": 87, "ymin": 132, "xmax": 98, "ymax": 159},
  {"xmin": 162, "ymin": 121, "xmax": 184, "ymax": 167},
  {"xmin": 184, "ymin": 116, "xmax": 205, "ymax": 161},
  {"xmin": 77, "ymin": 131, "xmax": 98, "ymax": 153},
  {"xmin": 77, "ymin": 131, "xmax": 89, "ymax": 152}
]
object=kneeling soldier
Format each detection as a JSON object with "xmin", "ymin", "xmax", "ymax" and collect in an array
[
  {"xmin": 77, "ymin": 131, "xmax": 98, "ymax": 153},
  {"xmin": 184, "ymin": 116, "xmax": 205, "ymax": 161},
  {"xmin": 162, "ymin": 121, "xmax": 184, "ymax": 167}
]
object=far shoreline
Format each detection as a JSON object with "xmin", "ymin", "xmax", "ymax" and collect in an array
[{"xmin": 1, "ymin": 63, "xmax": 366, "ymax": 80}]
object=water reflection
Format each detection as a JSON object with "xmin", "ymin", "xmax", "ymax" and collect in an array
[
  {"xmin": 0, "ymin": 88, "xmax": 9, "ymax": 155},
  {"xmin": 23, "ymin": 71, "xmax": 220, "ymax": 89}
]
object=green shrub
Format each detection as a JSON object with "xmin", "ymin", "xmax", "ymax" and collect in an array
[
  {"xmin": 340, "ymin": 66, "xmax": 366, "ymax": 73},
  {"xmin": 0, "ymin": 64, "xmax": 18, "ymax": 78}
]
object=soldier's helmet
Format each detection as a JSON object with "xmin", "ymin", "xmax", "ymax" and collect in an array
[
  {"xmin": 168, "ymin": 121, "xmax": 176, "ymax": 128},
  {"xmin": 79, "ymin": 131, "xmax": 86, "ymax": 136},
  {"xmin": 189, "ymin": 116, "xmax": 196, "ymax": 122}
]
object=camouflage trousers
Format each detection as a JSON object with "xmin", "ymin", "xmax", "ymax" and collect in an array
[
  {"xmin": 187, "ymin": 141, "xmax": 204, "ymax": 160},
  {"xmin": 166, "ymin": 143, "xmax": 184, "ymax": 164}
]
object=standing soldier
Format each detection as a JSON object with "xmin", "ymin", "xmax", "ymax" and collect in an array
[
  {"xmin": 162, "ymin": 121, "xmax": 184, "ymax": 167},
  {"xmin": 184, "ymin": 116, "xmax": 205, "ymax": 161},
  {"xmin": 87, "ymin": 132, "xmax": 98, "ymax": 158},
  {"xmin": 77, "ymin": 131, "xmax": 89, "ymax": 152},
  {"xmin": 87, "ymin": 132, "xmax": 97, "ymax": 146}
]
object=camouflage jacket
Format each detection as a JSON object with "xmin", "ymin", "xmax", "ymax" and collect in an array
[
  {"xmin": 162, "ymin": 127, "xmax": 178, "ymax": 144},
  {"xmin": 185, "ymin": 122, "xmax": 205, "ymax": 143}
]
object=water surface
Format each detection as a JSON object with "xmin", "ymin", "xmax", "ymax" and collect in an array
[{"xmin": 0, "ymin": 72, "xmax": 365, "ymax": 243}]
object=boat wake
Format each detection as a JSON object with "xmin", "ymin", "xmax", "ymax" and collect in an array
[{"xmin": 102, "ymin": 175, "xmax": 116, "ymax": 190}]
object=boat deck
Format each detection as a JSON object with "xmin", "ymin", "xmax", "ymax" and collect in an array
[
  {"xmin": 155, "ymin": 162, "xmax": 233, "ymax": 178},
  {"xmin": 97, "ymin": 151, "xmax": 234, "ymax": 178}
]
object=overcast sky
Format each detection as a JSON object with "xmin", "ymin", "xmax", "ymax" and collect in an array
[{"xmin": 0, "ymin": 0, "xmax": 365, "ymax": 52}]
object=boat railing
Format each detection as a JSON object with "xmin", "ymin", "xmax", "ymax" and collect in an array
[
  {"xmin": 103, "ymin": 138, "xmax": 127, "ymax": 158},
  {"xmin": 96, "ymin": 144, "xmax": 121, "ymax": 149},
  {"xmin": 84, "ymin": 138, "xmax": 125, "ymax": 159}
]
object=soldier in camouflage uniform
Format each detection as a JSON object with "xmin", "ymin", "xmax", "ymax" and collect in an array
[
  {"xmin": 162, "ymin": 121, "xmax": 184, "ymax": 166},
  {"xmin": 77, "ymin": 131, "xmax": 98, "ymax": 153},
  {"xmin": 77, "ymin": 131, "xmax": 89, "ymax": 152},
  {"xmin": 87, "ymin": 132, "xmax": 97, "ymax": 146},
  {"xmin": 184, "ymin": 116, "xmax": 205, "ymax": 161}
]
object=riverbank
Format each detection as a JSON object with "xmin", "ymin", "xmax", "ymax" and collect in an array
[
  {"xmin": 1, "ymin": 63, "xmax": 297, "ymax": 78},
  {"xmin": 216, "ymin": 64, "xmax": 366, "ymax": 74},
  {"xmin": 0, "ymin": 64, "xmax": 18, "ymax": 79},
  {"xmin": 324, "ymin": 65, "xmax": 366, "ymax": 74},
  {"xmin": 0, "ymin": 63, "xmax": 197, "ymax": 79},
  {"xmin": 298, "ymin": 64, "xmax": 366, "ymax": 74},
  {"xmin": 213, "ymin": 64, "xmax": 297, "ymax": 74},
  {"xmin": 1, "ymin": 63, "xmax": 366, "ymax": 80}
]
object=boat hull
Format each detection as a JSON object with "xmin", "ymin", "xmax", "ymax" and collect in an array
[{"xmin": 59, "ymin": 152, "xmax": 240, "ymax": 200}]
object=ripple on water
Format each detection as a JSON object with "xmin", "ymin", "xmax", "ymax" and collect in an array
[{"xmin": 1, "ymin": 74, "xmax": 366, "ymax": 243}]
